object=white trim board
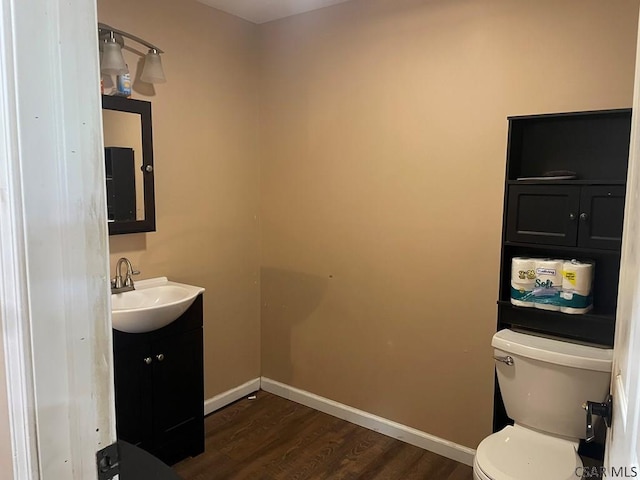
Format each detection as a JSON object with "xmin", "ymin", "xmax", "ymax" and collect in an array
[
  {"xmin": 0, "ymin": 1, "xmax": 39, "ymax": 474},
  {"xmin": 204, "ymin": 378, "xmax": 261, "ymax": 416},
  {"xmin": 0, "ymin": 0, "xmax": 114, "ymax": 477},
  {"xmin": 260, "ymin": 377, "xmax": 476, "ymax": 467}
]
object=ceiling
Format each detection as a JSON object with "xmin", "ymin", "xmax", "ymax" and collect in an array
[{"xmin": 196, "ymin": 0, "xmax": 352, "ymax": 24}]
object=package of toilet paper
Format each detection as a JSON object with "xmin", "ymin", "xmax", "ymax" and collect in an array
[
  {"xmin": 511, "ymin": 257, "xmax": 536, "ymax": 307},
  {"xmin": 560, "ymin": 259, "xmax": 594, "ymax": 314},
  {"xmin": 533, "ymin": 259, "xmax": 563, "ymax": 311}
]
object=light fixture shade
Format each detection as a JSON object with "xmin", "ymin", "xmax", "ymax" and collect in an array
[
  {"xmin": 101, "ymin": 40, "xmax": 127, "ymax": 75},
  {"xmin": 140, "ymin": 49, "xmax": 166, "ymax": 84}
]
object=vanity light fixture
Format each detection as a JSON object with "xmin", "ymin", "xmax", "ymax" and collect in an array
[
  {"xmin": 98, "ymin": 23, "xmax": 166, "ymax": 84},
  {"xmin": 140, "ymin": 49, "xmax": 166, "ymax": 84},
  {"xmin": 101, "ymin": 31, "xmax": 128, "ymax": 75}
]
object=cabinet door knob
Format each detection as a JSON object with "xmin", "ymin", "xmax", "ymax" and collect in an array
[
  {"xmin": 569, "ymin": 213, "xmax": 576, "ymax": 221},
  {"xmin": 156, "ymin": 354, "xmax": 164, "ymax": 362},
  {"xmin": 580, "ymin": 212, "xmax": 589, "ymax": 221},
  {"xmin": 143, "ymin": 357, "xmax": 153, "ymax": 365}
]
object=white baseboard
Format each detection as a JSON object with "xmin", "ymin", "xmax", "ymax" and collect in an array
[
  {"xmin": 204, "ymin": 378, "xmax": 261, "ymax": 416},
  {"xmin": 260, "ymin": 377, "xmax": 476, "ymax": 467}
]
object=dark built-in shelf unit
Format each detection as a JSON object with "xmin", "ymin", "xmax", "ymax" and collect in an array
[{"xmin": 494, "ymin": 108, "xmax": 632, "ymax": 432}]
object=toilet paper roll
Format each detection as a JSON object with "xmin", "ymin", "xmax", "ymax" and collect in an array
[
  {"xmin": 511, "ymin": 285, "xmax": 535, "ymax": 307},
  {"xmin": 562, "ymin": 260, "xmax": 594, "ymax": 293},
  {"xmin": 511, "ymin": 257, "xmax": 537, "ymax": 307},
  {"xmin": 511, "ymin": 299, "xmax": 534, "ymax": 307},
  {"xmin": 535, "ymin": 259, "xmax": 564, "ymax": 288},
  {"xmin": 536, "ymin": 302, "xmax": 561, "ymax": 311},
  {"xmin": 560, "ymin": 260, "xmax": 594, "ymax": 312},
  {"xmin": 533, "ymin": 259, "xmax": 563, "ymax": 311},
  {"xmin": 559, "ymin": 289, "xmax": 592, "ymax": 307},
  {"xmin": 511, "ymin": 257, "xmax": 536, "ymax": 285},
  {"xmin": 561, "ymin": 306, "xmax": 593, "ymax": 315}
]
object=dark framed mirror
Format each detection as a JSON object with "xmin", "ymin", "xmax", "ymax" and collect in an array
[{"xmin": 102, "ymin": 95, "xmax": 156, "ymax": 235}]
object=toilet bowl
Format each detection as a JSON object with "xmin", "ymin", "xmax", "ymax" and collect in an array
[
  {"xmin": 473, "ymin": 329, "xmax": 612, "ymax": 480},
  {"xmin": 473, "ymin": 425, "xmax": 581, "ymax": 480}
]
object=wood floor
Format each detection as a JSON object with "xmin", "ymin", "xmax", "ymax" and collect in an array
[{"xmin": 174, "ymin": 391, "xmax": 473, "ymax": 480}]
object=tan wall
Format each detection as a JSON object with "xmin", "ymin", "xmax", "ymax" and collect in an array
[
  {"xmin": 259, "ymin": 0, "xmax": 639, "ymax": 448},
  {"xmin": 98, "ymin": 0, "xmax": 261, "ymax": 398}
]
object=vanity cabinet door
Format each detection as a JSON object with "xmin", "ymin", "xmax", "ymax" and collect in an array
[
  {"xmin": 113, "ymin": 342, "xmax": 154, "ymax": 450},
  {"xmin": 506, "ymin": 185, "xmax": 581, "ymax": 246},
  {"xmin": 151, "ymin": 328, "xmax": 204, "ymax": 465}
]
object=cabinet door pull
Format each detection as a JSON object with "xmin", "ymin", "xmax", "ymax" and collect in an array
[
  {"xmin": 143, "ymin": 357, "xmax": 153, "ymax": 365},
  {"xmin": 569, "ymin": 212, "xmax": 576, "ymax": 221},
  {"xmin": 580, "ymin": 212, "xmax": 589, "ymax": 222},
  {"xmin": 156, "ymin": 354, "xmax": 165, "ymax": 362}
]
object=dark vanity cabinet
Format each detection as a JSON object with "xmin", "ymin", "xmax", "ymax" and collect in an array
[
  {"xmin": 494, "ymin": 109, "xmax": 632, "ymax": 432},
  {"xmin": 113, "ymin": 295, "xmax": 204, "ymax": 466}
]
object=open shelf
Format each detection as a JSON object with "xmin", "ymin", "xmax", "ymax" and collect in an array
[
  {"xmin": 503, "ymin": 241, "xmax": 622, "ymax": 256},
  {"xmin": 506, "ymin": 109, "xmax": 631, "ymax": 182},
  {"xmin": 497, "ymin": 301, "xmax": 615, "ymax": 346},
  {"xmin": 507, "ymin": 179, "xmax": 626, "ymax": 186}
]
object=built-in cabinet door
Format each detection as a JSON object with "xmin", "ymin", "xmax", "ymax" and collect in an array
[
  {"xmin": 506, "ymin": 185, "xmax": 581, "ymax": 246},
  {"xmin": 113, "ymin": 342, "xmax": 154, "ymax": 450},
  {"xmin": 151, "ymin": 328, "xmax": 204, "ymax": 464},
  {"xmin": 578, "ymin": 186, "xmax": 625, "ymax": 250}
]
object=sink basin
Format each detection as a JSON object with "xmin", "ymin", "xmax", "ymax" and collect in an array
[{"xmin": 111, "ymin": 277, "xmax": 205, "ymax": 333}]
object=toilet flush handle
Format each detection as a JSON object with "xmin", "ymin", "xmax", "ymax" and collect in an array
[
  {"xmin": 493, "ymin": 355, "xmax": 514, "ymax": 366},
  {"xmin": 583, "ymin": 396, "xmax": 613, "ymax": 443}
]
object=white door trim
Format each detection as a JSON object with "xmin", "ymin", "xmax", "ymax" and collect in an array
[
  {"xmin": 605, "ymin": 6, "xmax": 640, "ymax": 472},
  {"xmin": 0, "ymin": 0, "xmax": 116, "ymax": 478},
  {"xmin": 0, "ymin": 0, "xmax": 40, "ymax": 477}
]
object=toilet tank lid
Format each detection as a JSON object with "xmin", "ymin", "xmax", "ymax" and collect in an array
[{"xmin": 492, "ymin": 329, "xmax": 612, "ymax": 372}]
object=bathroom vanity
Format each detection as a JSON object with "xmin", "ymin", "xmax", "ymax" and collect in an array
[
  {"xmin": 494, "ymin": 109, "xmax": 632, "ymax": 434},
  {"xmin": 112, "ymin": 294, "xmax": 204, "ymax": 466}
]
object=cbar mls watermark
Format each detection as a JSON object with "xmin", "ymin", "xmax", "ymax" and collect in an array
[{"xmin": 576, "ymin": 466, "xmax": 639, "ymax": 478}]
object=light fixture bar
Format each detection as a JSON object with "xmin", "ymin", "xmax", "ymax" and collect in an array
[{"xmin": 98, "ymin": 23, "xmax": 164, "ymax": 54}]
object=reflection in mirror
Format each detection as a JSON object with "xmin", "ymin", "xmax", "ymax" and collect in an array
[
  {"xmin": 102, "ymin": 95, "xmax": 155, "ymax": 235},
  {"xmin": 103, "ymin": 110, "xmax": 144, "ymax": 221},
  {"xmin": 105, "ymin": 147, "xmax": 136, "ymax": 221}
]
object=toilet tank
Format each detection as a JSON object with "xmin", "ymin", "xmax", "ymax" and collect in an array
[{"xmin": 493, "ymin": 329, "xmax": 612, "ymax": 440}]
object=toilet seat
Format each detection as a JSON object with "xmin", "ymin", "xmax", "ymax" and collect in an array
[
  {"xmin": 473, "ymin": 456, "xmax": 492, "ymax": 480},
  {"xmin": 474, "ymin": 425, "xmax": 582, "ymax": 480}
]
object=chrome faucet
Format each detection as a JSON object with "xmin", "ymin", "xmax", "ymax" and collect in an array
[{"xmin": 111, "ymin": 257, "xmax": 140, "ymax": 293}]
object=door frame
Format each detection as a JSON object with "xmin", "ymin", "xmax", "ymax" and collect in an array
[
  {"xmin": 0, "ymin": 0, "xmax": 116, "ymax": 478},
  {"xmin": 605, "ymin": 7, "xmax": 640, "ymax": 471}
]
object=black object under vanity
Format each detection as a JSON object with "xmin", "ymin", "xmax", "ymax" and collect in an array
[
  {"xmin": 112, "ymin": 295, "xmax": 205, "ymax": 466},
  {"xmin": 494, "ymin": 109, "xmax": 632, "ymax": 433}
]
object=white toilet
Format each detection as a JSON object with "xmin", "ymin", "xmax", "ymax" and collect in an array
[{"xmin": 473, "ymin": 329, "xmax": 613, "ymax": 480}]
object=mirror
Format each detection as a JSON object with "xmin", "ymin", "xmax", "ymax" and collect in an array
[{"xmin": 102, "ymin": 95, "xmax": 156, "ymax": 235}]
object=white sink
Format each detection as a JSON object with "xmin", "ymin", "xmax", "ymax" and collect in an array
[{"xmin": 111, "ymin": 277, "xmax": 205, "ymax": 333}]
